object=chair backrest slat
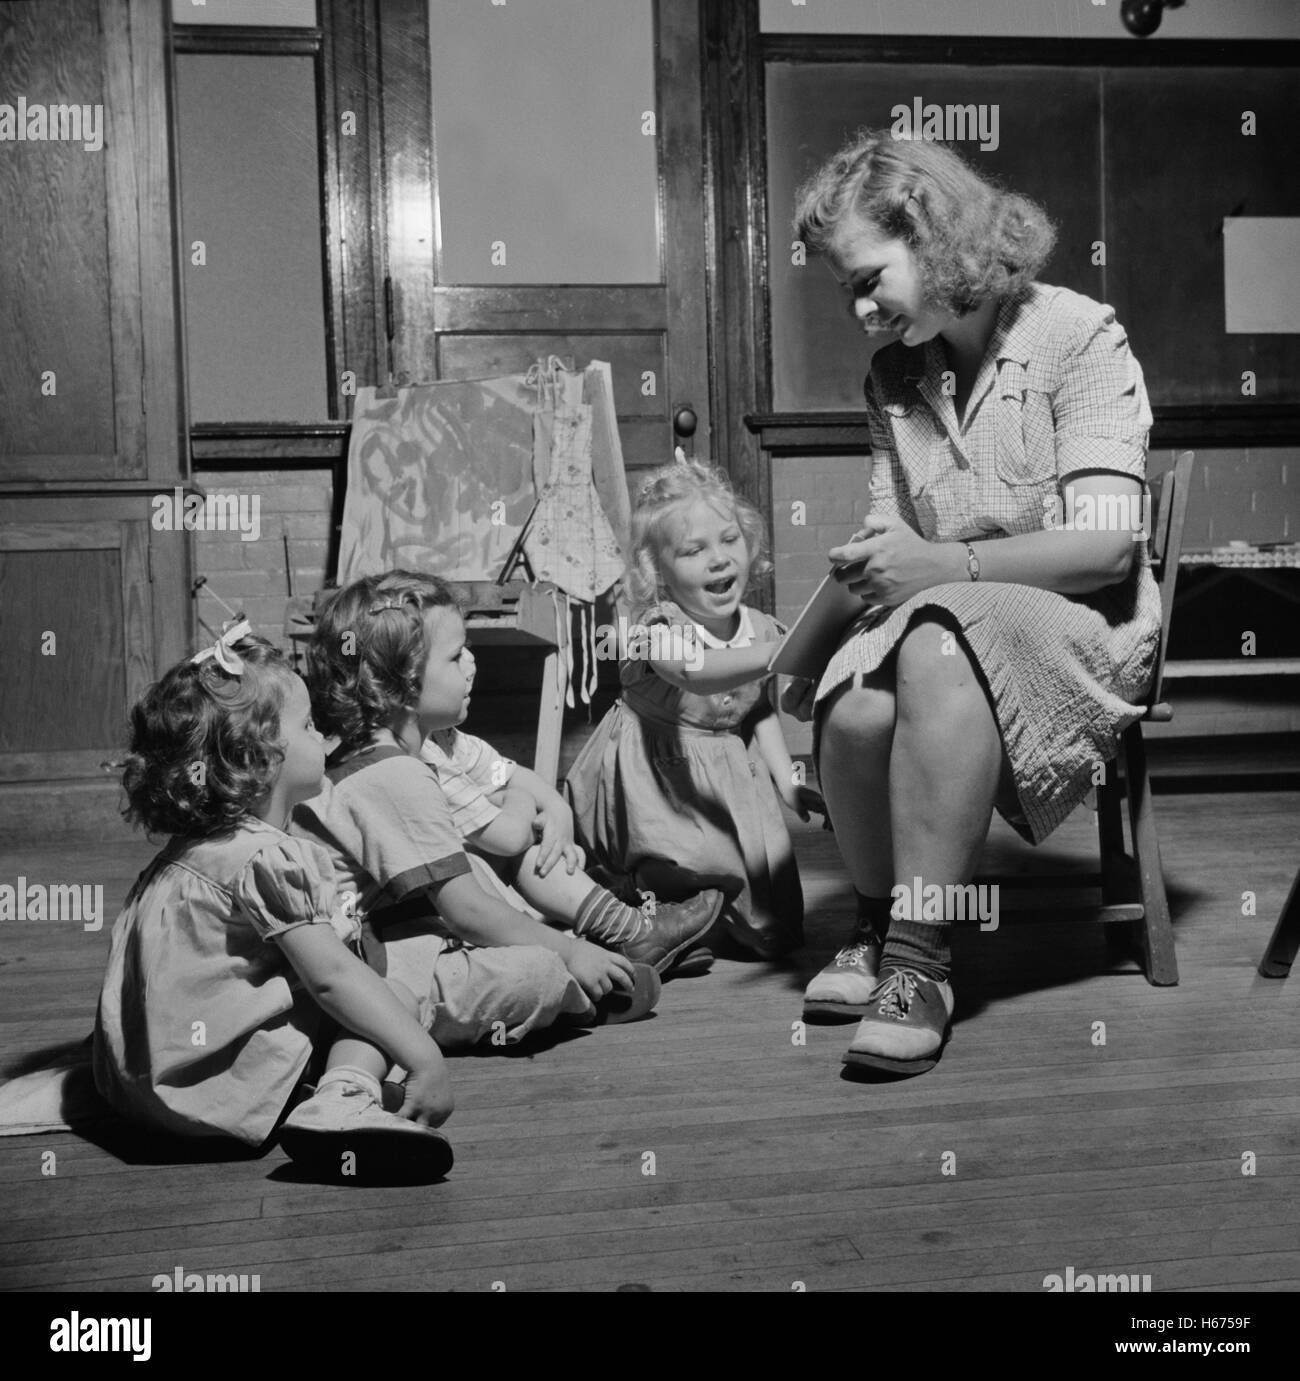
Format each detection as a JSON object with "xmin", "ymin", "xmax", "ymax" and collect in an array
[{"xmin": 1147, "ymin": 450, "xmax": 1195, "ymax": 709}]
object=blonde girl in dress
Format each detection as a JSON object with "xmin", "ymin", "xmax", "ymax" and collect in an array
[
  {"xmin": 565, "ymin": 457, "xmax": 824, "ymax": 963},
  {"xmin": 92, "ymin": 623, "xmax": 454, "ymax": 1180}
]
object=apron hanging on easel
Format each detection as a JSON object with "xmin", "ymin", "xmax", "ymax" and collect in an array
[{"xmin": 522, "ymin": 357, "xmax": 626, "ymax": 707}]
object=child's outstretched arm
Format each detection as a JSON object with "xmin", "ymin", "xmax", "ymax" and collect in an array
[
  {"xmin": 752, "ymin": 702, "xmax": 826, "ymax": 823},
  {"xmin": 276, "ymin": 924, "xmax": 453, "ymax": 1126},
  {"xmin": 649, "ymin": 640, "xmax": 776, "ymax": 695},
  {"xmin": 428, "ymin": 872, "xmax": 634, "ymax": 1002}
]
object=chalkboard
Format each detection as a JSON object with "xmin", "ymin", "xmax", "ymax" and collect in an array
[
  {"xmin": 1104, "ymin": 67, "xmax": 1300, "ymax": 407},
  {"xmin": 766, "ymin": 58, "xmax": 1300, "ymax": 414}
]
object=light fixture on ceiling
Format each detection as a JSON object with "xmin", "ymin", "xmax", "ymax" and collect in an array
[{"xmin": 1121, "ymin": 0, "xmax": 1188, "ymax": 39}]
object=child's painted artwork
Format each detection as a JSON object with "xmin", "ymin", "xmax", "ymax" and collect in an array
[{"xmin": 337, "ymin": 376, "xmax": 537, "ymax": 583}]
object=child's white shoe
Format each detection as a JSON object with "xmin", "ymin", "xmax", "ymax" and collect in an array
[{"xmin": 279, "ymin": 1072, "xmax": 453, "ymax": 1182}]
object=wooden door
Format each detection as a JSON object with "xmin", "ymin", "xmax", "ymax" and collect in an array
[
  {"xmin": 329, "ymin": 0, "xmax": 711, "ymax": 481},
  {"xmin": 0, "ymin": 0, "xmax": 190, "ymax": 790},
  {"xmin": 0, "ymin": 0, "xmax": 179, "ymax": 488}
]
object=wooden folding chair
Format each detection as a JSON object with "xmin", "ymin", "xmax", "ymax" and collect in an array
[{"xmin": 978, "ymin": 451, "xmax": 1195, "ymax": 986}]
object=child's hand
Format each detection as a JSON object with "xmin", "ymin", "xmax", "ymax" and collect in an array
[
  {"xmin": 781, "ymin": 782, "xmax": 827, "ymax": 823},
  {"xmin": 564, "ymin": 936, "xmax": 636, "ymax": 1002},
  {"xmin": 780, "ymin": 676, "xmax": 817, "ymax": 722},
  {"xmin": 396, "ymin": 1059, "xmax": 455, "ymax": 1128},
  {"xmin": 534, "ymin": 799, "xmax": 581, "ymax": 877}
]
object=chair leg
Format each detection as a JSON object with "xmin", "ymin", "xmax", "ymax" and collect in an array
[
  {"xmin": 1258, "ymin": 865, "xmax": 1300, "ymax": 979},
  {"xmin": 1096, "ymin": 762, "xmax": 1128, "ymax": 901},
  {"xmin": 1123, "ymin": 724, "xmax": 1179, "ymax": 986},
  {"xmin": 1097, "ymin": 762, "xmax": 1139, "ymax": 961}
]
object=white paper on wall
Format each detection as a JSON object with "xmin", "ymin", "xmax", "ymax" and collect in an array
[{"xmin": 1224, "ymin": 217, "xmax": 1300, "ymax": 334}]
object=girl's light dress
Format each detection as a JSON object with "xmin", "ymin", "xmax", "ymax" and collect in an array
[
  {"xmin": 93, "ymin": 818, "xmax": 357, "ymax": 1146},
  {"xmin": 565, "ymin": 602, "xmax": 803, "ymax": 958}
]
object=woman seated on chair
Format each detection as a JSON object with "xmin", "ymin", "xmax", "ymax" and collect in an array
[{"xmin": 785, "ymin": 131, "xmax": 1162, "ymax": 1077}]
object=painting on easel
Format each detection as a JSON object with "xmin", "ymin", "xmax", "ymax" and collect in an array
[{"xmin": 336, "ymin": 374, "xmax": 537, "ymax": 583}]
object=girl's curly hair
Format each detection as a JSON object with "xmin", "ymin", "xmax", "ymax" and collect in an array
[
  {"xmin": 121, "ymin": 636, "xmax": 297, "ymax": 838},
  {"xmin": 307, "ymin": 570, "xmax": 463, "ymax": 754},
  {"xmin": 794, "ymin": 129, "xmax": 1056, "ymax": 316},
  {"xmin": 623, "ymin": 457, "xmax": 771, "ymax": 620}
]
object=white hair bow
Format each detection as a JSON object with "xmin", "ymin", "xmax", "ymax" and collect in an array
[{"xmin": 191, "ymin": 617, "xmax": 252, "ymax": 675}]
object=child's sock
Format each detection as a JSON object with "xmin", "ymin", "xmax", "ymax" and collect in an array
[
  {"xmin": 855, "ymin": 890, "xmax": 893, "ymax": 941},
  {"xmin": 315, "ymin": 1064, "xmax": 384, "ymax": 1103},
  {"xmin": 878, "ymin": 917, "xmax": 951, "ymax": 984},
  {"xmin": 573, "ymin": 884, "xmax": 651, "ymax": 946}
]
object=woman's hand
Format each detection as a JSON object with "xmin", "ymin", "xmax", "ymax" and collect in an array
[{"xmin": 829, "ymin": 515, "xmax": 963, "ymax": 608}]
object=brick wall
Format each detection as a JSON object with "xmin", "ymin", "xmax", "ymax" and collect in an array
[
  {"xmin": 1148, "ymin": 447, "xmax": 1296, "ymax": 548},
  {"xmin": 769, "ymin": 453, "xmax": 872, "ymax": 627},
  {"xmin": 189, "ymin": 467, "xmax": 333, "ymax": 657}
]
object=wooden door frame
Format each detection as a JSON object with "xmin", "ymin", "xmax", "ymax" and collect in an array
[{"xmin": 701, "ymin": 0, "xmax": 770, "ymax": 609}]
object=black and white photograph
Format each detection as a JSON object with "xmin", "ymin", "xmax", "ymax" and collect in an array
[{"xmin": 0, "ymin": 0, "xmax": 1297, "ymax": 1343}]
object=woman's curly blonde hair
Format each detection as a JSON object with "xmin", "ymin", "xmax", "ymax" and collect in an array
[
  {"xmin": 623, "ymin": 457, "xmax": 771, "ymax": 619},
  {"xmin": 794, "ymin": 129, "xmax": 1056, "ymax": 315}
]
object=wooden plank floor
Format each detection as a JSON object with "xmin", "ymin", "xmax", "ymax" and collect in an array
[{"xmin": 1, "ymin": 790, "xmax": 1297, "ymax": 1292}]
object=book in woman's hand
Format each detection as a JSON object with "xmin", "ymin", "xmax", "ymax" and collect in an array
[{"xmin": 768, "ymin": 571, "xmax": 881, "ymax": 681}]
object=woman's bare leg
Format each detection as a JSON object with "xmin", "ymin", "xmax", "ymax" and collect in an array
[
  {"xmin": 816, "ymin": 669, "xmax": 897, "ymax": 897},
  {"xmin": 843, "ymin": 617, "xmax": 1006, "ymax": 1071},
  {"xmin": 889, "ymin": 617, "xmax": 1004, "ymax": 891}
]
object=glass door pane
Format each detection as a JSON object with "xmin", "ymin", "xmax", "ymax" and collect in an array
[{"xmin": 429, "ymin": 0, "xmax": 660, "ymax": 284}]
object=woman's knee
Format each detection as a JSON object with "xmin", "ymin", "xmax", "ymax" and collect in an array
[
  {"xmin": 896, "ymin": 617, "xmax": 981, "ymax": 708},
  {"xmin": 819, "ymin": 677, "xmax": 896, "ymax": 755}
]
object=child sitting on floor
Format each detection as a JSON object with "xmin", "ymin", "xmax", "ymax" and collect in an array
[
  {"xmin": 565, "ymin": 456, "xmax": 824, "ymax": 960},
  {"xmin": 293, "ymin": 571, "xmax": 720, "ymax": 1047},
  {"xmin": 419, "ymin": 715, "xmax": 721, "ymax": 976},
  {"xmin": 92, "ymin": 622, "xmax": 453, "ymax": 1181}
]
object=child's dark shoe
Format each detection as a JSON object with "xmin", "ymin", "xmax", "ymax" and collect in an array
[
  {"xmin": 278, "ymin": 1076, "xmax": 453, "ymax": 1180},
  {"xmin": 621, "ymin": 890, "xmax": 724, "ymax": 974},
  {"xmin": 841, "ymin": 968, "xmax": 953, "ymax": 1075},
  {"xmin": 802, "ymin": 927, "xmax": 883, "ymax": 1021}
]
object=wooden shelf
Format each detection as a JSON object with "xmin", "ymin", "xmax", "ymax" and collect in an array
[{"xmin": 1164, "ymin": 658, "xmax": 1300, "ymax": 679}]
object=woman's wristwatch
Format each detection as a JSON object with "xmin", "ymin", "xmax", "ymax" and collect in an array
[{"xmin": 963, "ymin": 541, "xmax": 981, "ymax": 582}]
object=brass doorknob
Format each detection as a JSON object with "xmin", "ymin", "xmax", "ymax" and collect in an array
[{"xmin": 673, "ymin": 406, "xmax": 698, "ymax": 438}]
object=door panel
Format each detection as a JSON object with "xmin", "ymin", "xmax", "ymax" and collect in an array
[
  {"xmin": 0, "ymin": 513, "xmax": 153, "ymax": 780},
  {"xmin": 0, "ymin": 0, "xmax": 145, "ymax": 481}
]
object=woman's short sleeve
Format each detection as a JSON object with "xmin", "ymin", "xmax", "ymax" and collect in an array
[
  {"xmin": 1053, "ymin": 306, "xmax": 1152, "ymax": 482},
  {"xmin": 233, "ymin": 836, "xmax": 351, "ymax": 944}
]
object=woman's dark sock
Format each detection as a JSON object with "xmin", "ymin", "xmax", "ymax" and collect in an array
[{"xmin": 878, "ymin": 917, "xmax": 951, "ymax": 983}]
